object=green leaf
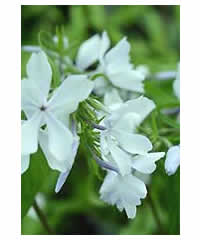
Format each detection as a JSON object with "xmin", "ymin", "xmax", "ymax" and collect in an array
[
  {"xmin": 159, "ymin": 113, "xmax": 180, "ymax": 129},
  {"xmin": 21, "ymin": 147, "xmax": 51, "ymax": 219},
  {"xmin": 145, "ymin": 79, "xmax": 179, "ymax": 109}
]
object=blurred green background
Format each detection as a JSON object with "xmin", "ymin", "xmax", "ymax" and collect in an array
[{"xmin": 21, "ymin": 5, "xmax": 180, "ymax": 235}]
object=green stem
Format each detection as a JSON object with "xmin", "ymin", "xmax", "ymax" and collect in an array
[
  {"xmin": 151, "ymin": 111, "xmax": 159, "ymax": 140},
  {"xmin": 147, "ymin": 190, "xmax": 165, "ymax": 234},
  {"xmin": 90, "ymin": 73, "xmax": 109, "ymax": 81},
  {"xmin": 33, "ymin": 200, "xmax": 53, "ymax": 235}
]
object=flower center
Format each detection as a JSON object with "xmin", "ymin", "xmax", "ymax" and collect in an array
[{"xmin": 40, "ymin": 105, "xmax": 47, "ymax": 111}]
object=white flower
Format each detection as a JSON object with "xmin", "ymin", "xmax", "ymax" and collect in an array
[
  {"xmin": 173, "ymin": 63, "xmax": 180, "ymax": 99},
  {"xmin": 100, "ymin": 96, "xmax": 157, "ymax": 176},
  {"xmin": 100, "ymin": 151, "xmax": 165, "ymax": 219},
  {"xmin": 165, "ymin": 145, "xmax": 180, "ymax": 176},
  {"xmin": 100, "ymin": 152, "xmax": 164, "ymax": 219},
  {"xmin": 21, "ymin": 51, "xmax": 94, "ymax": 172},
  {"xmin": 100, "ymin": 171, "xmax": 147, "ymax": 219},
  {"xmin": 94, "ymin": 32, "xmax": 145, "ymax": 95}
]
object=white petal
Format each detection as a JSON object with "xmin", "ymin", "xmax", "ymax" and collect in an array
[
  {"xmin": 45, "ymin": 112, "xmax": 73, "ymax": 162},
  {"xmin": 76, "ymin": 34, "xmax": 101, "ymax": 71},
  {"xmin": 21, "ymin": 79, "xmax": 44, "ymax": 118},
  {"xmin": 124, "ymin": 203, "xmax": 137, "ymax": 219},
  {"xmin": 134, "ymin": 171, "xmax": 151, "ymax": 185},
  {"xmin": 105, "ymin": 37, "xmax": 130, "ymax": 66},
  {"xmin": 100, "ymin": 172, "xmax": 147, "ymax": 219},
  {"xmin": 132, "ymin": 152, "xmax": 165, "ymax": 174},
  {"xmin": 48, "ymin": 75, "xmax": 94, "ymax": 114},
  {"xmin": 39, "ymin": 130, "xmax": 71, "ymax": 172},
  {"xmin": 99, "ymin": 31, "xmax": 110, "ymax": 60},
  {"xmin": 93, "ymin": 77, "xmax": 108, "ymax": 96},
  {"xmin": 55, "ymin": 171, "xmax": 71, "ymax": 193},
  {"xmin": 112, "ymin": 129, "xmax": 152, "ymax": 155},
  {"xmin": 136, "ymin": 65, "xmax": 150, "ymax": 78},
  {"xmin": 104, "ymin": 89, "xmax": 123, "ymax": 110},
  {"xmin": 110, "ymin": 96, "xmax": 155, "ymax": 126},
  {"xmin": 39, "ymin": 123, "xmax": 79, "ymax": 174},
  {"xmin": 26, "ymin": 51, "xmax": 52, "ymax": 98},
  {"xmin": 21, "ymin": 111, "xmax": 43, "ymax": 155},
  {"xmin": 100, "ymin": 132, "xmax": 109, "ymax": 156},
  {"xmin": 107, "ymin": 69, "xmax": 145, "ymax": 93},
  {"xmin": 165, "ymin": 145, "xmax": 180, "ymax": 176},
  {"xmin": 54, "ymin": 131, "xmax": 80, "ymax": 192},
  {"xmin": 112, "ymin": 112, "xmax": 141, "ymax": 133},
  {"xmin": 21, "ymin": 155, "xmax": 30, "ymax": 174},
  {"xmin": 109, "ymin": 140, "xmax": 132, "ymax": 176}
]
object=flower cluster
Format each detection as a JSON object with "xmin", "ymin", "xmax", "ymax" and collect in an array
[{"xmin": 21, "ymin": 31, "xmax": 177, "ymax": 219}]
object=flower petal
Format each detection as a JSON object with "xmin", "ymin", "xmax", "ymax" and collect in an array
[
  {"xmin": 110, "ymin": 96, "xmax": 155, "ymax": 127},
  {"xmin": 39, "ymin": 130, "xmax": 72, "ymax": 172},
  {"xmin": 100, "ymin": 132, "xmax": 109, "ymax": 156},
  {"xmin": 112, "ymin": 129, "xmax": 152, "ymax": 155},
  {"xmin": 48, "ymin": 75, "xmax": 94, "ymax": 114},
  {"xmin": 55, "ymin": 125, "xmax": 80, "ymax": 193},
  {"xmin": 45, "ymin": 112, "xmax": 73, "ymax": 162},
  {"xmin": 55, "ymin": 171, "xmax": 71, "ymax": 193},
  {"xmin": 105, "ymin": 37, "xmax": 130, "ymax": 66},
  {"xmin": 100, "ymin": 172, "xmax": 147, "ymax": 219},
  {"xmin": 109, "ymin": 140, "xmax": 132, "ymax": 176},
  {"xmin": 165, "ymin": 145, "xmax": 180, "ymax": 176},
  {"xmin": 21, "ymin": 111, "xmax": 43, "ymax": 155},
  {"xmin": 104, "ymin": 89, "xmax": 123, "ymax": 110},
  {"xmin": 21, "ymin": 155, "xmax": 30, "ymax": 174},
  {"xmin": 94, "ymin": 76, "xmax": 108, "ymax": 96},
  {"xmin": 99, "ymin": 31, "xmax": 110, "ymax": 60},
  {"xmin": 26, "ymin": 51, "xmax": 52, "ymax": 98},
  {"xmin": 76, "ymin": 34, "xmax": 101, "ymax": 71},
  {"xmin": 108, "ymin": 70, "xmax": 145, "ymax": 93},
  {"xmin": 21, "ymin": 79, "xmax": 44, "ymax": 118},
  {"xmin": 112, "ymin": 112, "xmax": 141, "ymax": 133},
  {"xmin": 132, "ymin": 152, "xmax": 165, "ymax": 174}
]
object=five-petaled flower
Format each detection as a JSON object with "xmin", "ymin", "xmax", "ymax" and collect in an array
[{"xmin": 21, "ymin": 51, "xmax": 94, "ymax": 173}]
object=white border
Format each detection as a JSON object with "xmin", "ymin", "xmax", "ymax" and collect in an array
[
  {"xmin": 20, "ymin": 0, "xmax": 181, "ymax": 6},
  {"xmin": 0, "ymin": 0, "xmax": 21, "ymax": 239},
  {"xmin": 8, "ymin": 1, "xmax": 200, "ymax": 240}
]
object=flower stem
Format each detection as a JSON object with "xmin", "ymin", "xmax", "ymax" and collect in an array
[
  {"xmin": 33, "ymin": 200, "xmax": 53, "ymax": 235},
  {"xmin": 147, "ymin": 190, "xmax": 165, "ymax": 234}
]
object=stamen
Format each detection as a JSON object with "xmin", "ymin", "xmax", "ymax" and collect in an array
[{"xmin": 92, "ymin": 152, "xmax": 119, "ymax": 174}]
